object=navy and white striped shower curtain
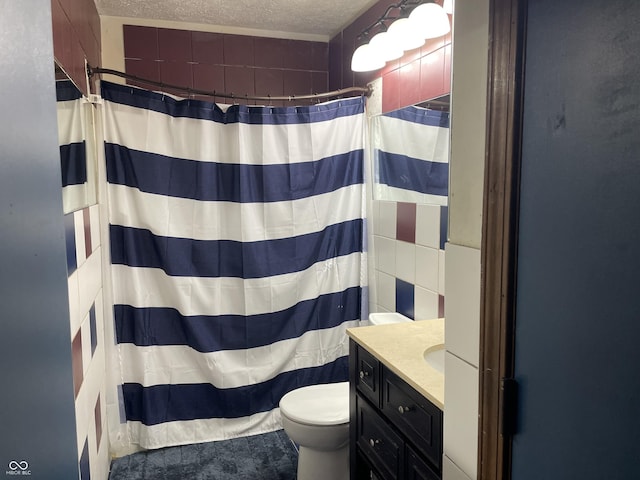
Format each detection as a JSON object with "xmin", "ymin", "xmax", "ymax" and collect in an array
[
  {"xmin": 372, "ymin": 105, "xmax": 449, "ymax": 205},
  {"xmin": 56, "ymin": 79, "xmax": 88, "ymax": 212},
  {"xmin": 101, "ymin": 81, "xmax": 367, "ymax": 450}
]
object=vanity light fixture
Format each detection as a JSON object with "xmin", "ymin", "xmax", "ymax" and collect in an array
[
  {"xmin": 350, "ymin": 0, "xmax": 451, "ymax": 73},
  {"xmin": 369, "ymin": 31, "xmax": 405, "ymax": 62},
  {"xmin": 408, "ymin": 2, "xmax": 451, "ymax": 39},
  {"xmin": 387, "ymin": 18, "xmax": 426, "ymax": 52},
  {"xmin": 351, "ymin": 43, "xmax": 386, "ymax": 72}
]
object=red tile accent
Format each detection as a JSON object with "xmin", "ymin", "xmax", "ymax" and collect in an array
[
  {"xmin": 58, "ymin": 0, "xmax": 78, "ymax": 33},
  {"xmin": 254, "ymin": 38, "xmax": 286, "ymax": 69},
  {"xmin": 311, "ymin": 71, "xmax": 329, "ymax": 95},
  {"xmin": 59, "ymin": 11, "xmax": 73, "ymax": 74},
  {"xmin": 72, "ymin": 0, "xmax": 90, "ymax": 50},
  {"xmin": 311, "ymin": 42, "xmax": 329, "ymax": 71},
  {"xmin": 95, "ymin": 394, "xmax": 102, "ymax": 450},
  {"xmin": 419, "ymin": 48, "xmax": 446, "ymax": 102},
  {"xmin": 284, "ymin": 70, "xmax": 312, "ymax": 96},
  {"xmin": 88, "ymin": 5, "xmax": 101, "ymax": 58},
  {"xmin": 51, "ymin": 0, "xmax": 101, "ymax": 95},
  {"xmin": 83, "ymin": 208, "xmax": 92, "ymax": 259},
  {"xmin": 282, "ymin": 40, "xmax": 313, "ymax": 70},
  {"xmin": 158, "ymin": 28, "xmax": 192, "ymax": 62},
  {"xmin": 125, "ymin": 59, "xmax": 161, "ymax": 89},
  {"xmin": 396, "ymin": 202, "xmax": 417, "ymax": 243},
  {"xmin": 192, "ymin": 31, "xmax": 224, "ymax": 65},
  {"xmin": 159, "ymin": 62, "xmax": 194, "ymax": 95},
  {"xmin": 193, "ymin": 63, "xmax": 225, "ymax": 96},
  {"xmin": 51, "ymin": 0, "xmax": 66, "ymax": 65},
  {"xmin": 442, "ymin": 17, "xmax": 453, "ymax": 46},
  {"xmin": 380, "ymin": 58, "xmax": 400, "ymax": 77},
  {"xmin": 123, "ymin": 25, "xmax": 158, "ymax": 60},
  {"xmin": 382, "ymin": 68, "xmax": 400, "ymax": 113},
  {"xmin": 255, "ymin": 69, "xmax": 284, "ymax": 97},
  {"xmin": 224, "ymin": 66, "xmax": 256, "ymax": 100},
  {"xmin": 444, "ymin": 44, "xmax": 452, "ymax": 94},
  {"xmin": 400, "ymin": 45, "xmax": 424, "ymax": 66},
  {"xmin": 70, "ymin": 35, "xmax": 86, "ymax": 92},
  {"xmin": 398, "ymin": 60, "xmax": 422, "ymax": 108},
  {"xmin": 328, "ymin": 34, "xmax": 343, "ymax": 91},
  {"xmin": 223, "ymin": 35, "xmax": 255, "ymax": 67},
  {"xmin": 422, "ymin": 36, "xmax": 446, "ymax": 56},
  {"xmin": 119, "ymin": 26, "xmax": 333, "ymax": 103},
  {"xmin": 72, "ymin": 331, "xmax": 83, "ymax": 398}
]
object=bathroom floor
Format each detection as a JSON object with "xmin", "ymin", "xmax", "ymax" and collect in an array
[{"xmin": 108, "ymin": 429, "xmax": 298, "ymax": 480}]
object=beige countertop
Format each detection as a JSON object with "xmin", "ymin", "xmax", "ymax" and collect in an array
[{"xmin": 346, "ymin": 318, "xmax": 445, "ymax": 410}]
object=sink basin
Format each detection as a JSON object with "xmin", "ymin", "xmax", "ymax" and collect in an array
[
  {"xmin": 423, "ymin": 346, "xmax": 445, "ymax": 374},
  {"xmin": 369, "ymin": 312, "xmax": 412, "ymax": 325}
]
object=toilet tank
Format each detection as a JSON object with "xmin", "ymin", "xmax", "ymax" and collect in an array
[{"xmin": 368, "ymin": 312, "xmax": 412, "ymax": 325}]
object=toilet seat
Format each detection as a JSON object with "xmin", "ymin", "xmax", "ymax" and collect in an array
[{"xmin": 280, "ymin": 382, "xmax": 349, "ymax": 426}]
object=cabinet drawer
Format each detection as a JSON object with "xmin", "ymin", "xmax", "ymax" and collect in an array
[
  {"xmin": 382, "ymin": 369, "xmax": 443, "ymax": 471},
  {"xmin": 357, "ymin": 396, "xmax": 404, "ymax": 480},
  {"xmin": 356, "ymin": 345, "xmax": 381, "ymax": 407}
]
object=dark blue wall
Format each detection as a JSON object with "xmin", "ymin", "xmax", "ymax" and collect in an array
[
  {"xmin": 0, "ymin": 0, "xmax": 79, "ymax": 478},
  {"xmin": 512, "ymin": 1, "xmax": 640, "ymax": 478}
]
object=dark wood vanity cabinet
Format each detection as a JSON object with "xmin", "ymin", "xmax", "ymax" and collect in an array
[{"xmin": 349, "ymin": 340, "xmax": 443, "ymax": 480}]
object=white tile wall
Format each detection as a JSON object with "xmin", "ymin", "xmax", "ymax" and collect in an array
[
  {"xmin": 67, "ymin": 206, "xmax": 110, "ymax": 480},
  {"xmin": 375, "ymin": 235, "xmax": 396, "ymax": 275},
  {"xmin": 414, "ymin": 285, "xmax": 439, "ymax": 320},
  {"xmin": 443, "ymin": 0, "xmax": 490, "ymax": 477},
  {"xmin": 438, "ymin": 249, "xmax": 446, "ymax": 296},
  {"xmin": 444, "ymin": 243, "xmax": 480, "ymax": 366},
  {"xmin": 68, "ymin": 270, "xmax": 81, "ymax": 338},
  {"xmin": 415, "ymin": 245, "xmax": 439, "ymax": 292},
  {"xmin": 444, "ymin": 352, "xmax": 479, "ymax": 480},
  {"xmin": 395, "ymin": 241, "xmax": 416, "ymax": 283},
  {"xmin": 448, "ymin": 0, "xmax": 490, "ymax": 250},
  {"xmin": 377, "ymin": 271, "xmax": 396, "ymax": 311},
  {"xmin": 376, "ymin": 201, "xmax": 397, "ymax": 238},
  {"xmin": 74, "ymin": 311, "xmax": 108, "ymax": 480},
  {"xmin": 369, "ymin": 199, "xmax": 445, "ymax": 315},
  {"xmin": 74, "ymin": 209, "xmax": 87, "ymax": 265},
  {"xmin": 416, "ymin": 203, "xmax": 441, "ymax": 248},
  {"xmin": 78, "ymin": 251, "xmax": 102, "ymax": 321}
]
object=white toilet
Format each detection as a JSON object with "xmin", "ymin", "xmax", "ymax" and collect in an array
[
  {"xmin": 279, "ymin": 382, "xmax": 350, "ymax": 480},
  {"xmin": 279, "ymin": 312, "xmax": 411, "ymax": 480}
]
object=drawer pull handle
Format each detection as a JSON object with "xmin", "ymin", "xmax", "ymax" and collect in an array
[
  {"xmin": 398, "ymin": 405, "xmax": 412, "ymax": 414},
  {"xmin": 359, "ymin": 371, "xmax": 369, "ymax": 379},
  {"xmin": 369, "ymin": 438, "xmax": 380, "ymax": 448}
]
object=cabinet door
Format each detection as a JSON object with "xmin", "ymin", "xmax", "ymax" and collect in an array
[
  {"xmin": 382, "ymin": 368, "xmax": 443, "ymax": 472},
  {"xmin": 356, "ymin": 395, "xmax": 404, "ymax": 480},
  {"xmin": 406, "ymin": 446, "xmax": 440, "ymax": 480},
  {"xmin": 355, "ymin": 345, "xmax": 381, "ymax": 407}
]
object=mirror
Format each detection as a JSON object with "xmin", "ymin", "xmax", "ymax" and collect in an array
[
  {"xmin": 55, "ymin": 62, "xmax": 98, "ymax": 214},
  {"xmin": 371, "ymin": 95, "xmax": 450, "ymax": 205}
]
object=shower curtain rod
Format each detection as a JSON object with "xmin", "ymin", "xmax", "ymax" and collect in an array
[{"xmin": 87, "ymin": 65, "xmax": 372, "ymax": 104}]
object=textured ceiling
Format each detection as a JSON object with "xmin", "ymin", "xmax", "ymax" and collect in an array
[{"xmin": 94, "ymin": 0, "xmax": 380, "ymax": 39}]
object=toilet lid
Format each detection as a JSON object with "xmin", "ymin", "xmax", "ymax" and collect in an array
[{"xmin": 279, "ymin": 382, "xmax": 349, "ymax": 426}]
